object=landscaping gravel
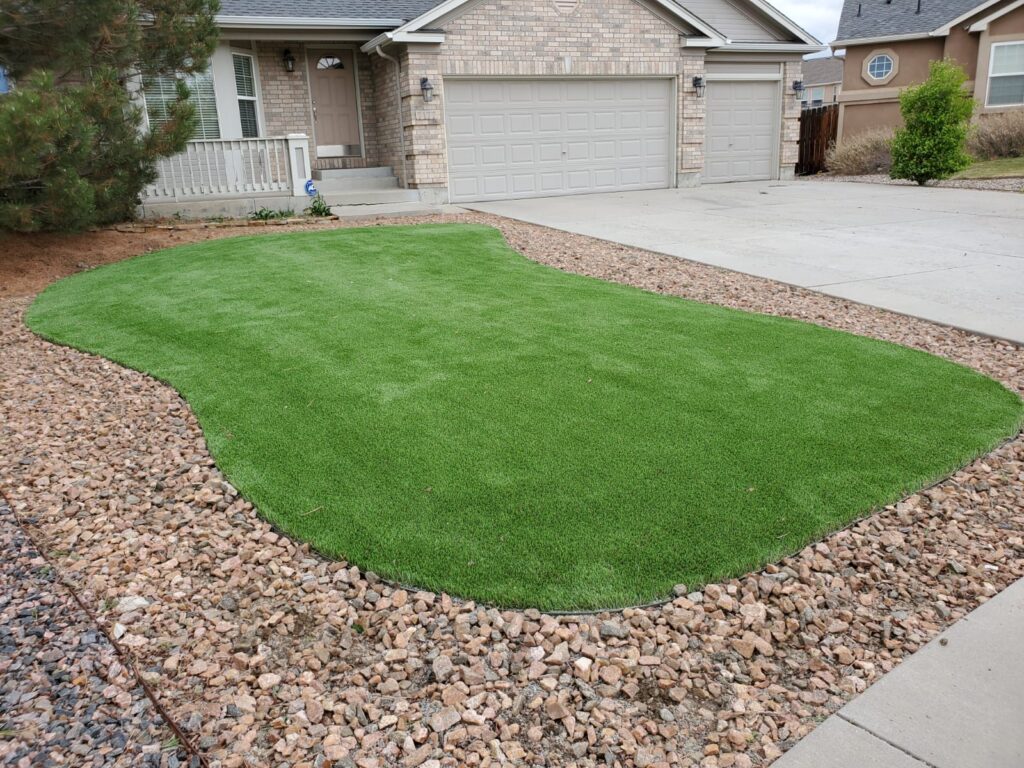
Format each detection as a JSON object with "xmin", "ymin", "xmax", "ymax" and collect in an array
[
  {"xmin": 0, "ymin": 502, "xmax": 192, "ymax": 767},
  {"xmin": 1, "ymin": 213, "xmax": 1022, "ymax": 767},
  {"xmin": 808, "ymin": 173, "xmax": 1024, "ymax": 193}
]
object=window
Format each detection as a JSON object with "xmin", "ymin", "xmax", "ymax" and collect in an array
[
  {"xmin": 233, "ymin": 54, "xmax": 259, "ymax": 138},
  {"xmin": 143, "ymin": 70, "xmax": 220, "ymax": 140},
  {"xmin": 317, "ymin": 56, "xmax": 345, "ymax": 70},
  {"xmin": 988, "ymin": 41, "xmax": 1024, "ymax": 107},
  {"xmin": 867, "ymin": 54, "xmax": 894, "ymax": 81},
  {"xmin": 0, "ymin": 66, "xmax": 9, "ymax": 94}
]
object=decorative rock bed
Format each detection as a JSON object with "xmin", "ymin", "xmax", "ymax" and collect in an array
[{"xmin": 1, "ymin": 212, "xmax": 1021, "ymax": 767}]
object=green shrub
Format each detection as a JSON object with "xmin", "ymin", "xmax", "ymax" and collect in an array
[
  {"xmin": 891, "ymin": 60, "xmax": 974, "ymax": 185},
  {"xmin": 305, "ymin": 195, "xmax": 332, "ymax": 217},
  {"xmin": 0, "ymin": 0, "xmax": 220, "ymax": 232},
  {"xmin": 969, "ymin": 111, "xmax": 1024, "ymax": 159},
  {"xmin": 826, "ymin": 129, "xmax": 894, "ymax": 175},
  {"xmin": 250, "ymin": 207, "xmax": 295, "ymax": 221}
]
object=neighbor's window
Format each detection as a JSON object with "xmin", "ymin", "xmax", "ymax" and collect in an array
[
  {"xmin": 0, "ymin": 66, "xmax": 9, "ymax": 94},
  {"xmin": 988, "ymin": 41, "xmax": 1024, "ymax": 106},
  {"xmin": 867, "ymin": 54, "xmax": 894, "ymax": 81},
  {"xmin": 233, "ymin": 54, "xmax": 259, "ymax": 138},
  {"xmin": 143, "ymin": 70, "xmax": 220, "ymax": 140}
]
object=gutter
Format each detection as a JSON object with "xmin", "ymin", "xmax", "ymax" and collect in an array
[
  {"xmin": 832, "ymin": 31, "xmax": 943, "ymax": 48},
  {"xmin": 361, "ymin": 30, "xmax": 447, "ymax": 52},
  {"xmin": 215, "ymin": 15, "xmax": 405, "ymax": 29}
]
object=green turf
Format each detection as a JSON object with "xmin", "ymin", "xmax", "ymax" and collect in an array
[{"xmin": 27, "ymin": 224, "xmax": 1023, "ymax": 610}]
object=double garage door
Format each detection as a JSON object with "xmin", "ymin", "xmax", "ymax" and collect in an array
[
  {"xmin": 445, "ymin": 79, "xmax": 673, "ymax": 203},
  {"xmin": 443, "ymin": 77, "xmax": 780, "ymax": 202}
]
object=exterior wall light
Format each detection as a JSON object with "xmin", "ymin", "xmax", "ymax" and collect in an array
[
  {"xmin": 421, "ymin": 77, "xmax": 435, "ymax": 103},
  {"xmin": 283, "ymin": 49, "xmax": 296, "ymax": 73},
  {"xmin": 792, "ymin": 79, "xmax": 805, "ymax": 97},
  {"xmin": 692, "ymin": 75, "xmax": 706, "ymax": 98}
]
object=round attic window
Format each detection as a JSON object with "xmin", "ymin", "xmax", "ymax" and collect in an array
[
  {"xmin": 867, "ymin": 54, "xmax": 894, "ymax": 81},
  {"xmin": 317, "ymin": 56, "xmax": 345, "ymax": 70}
]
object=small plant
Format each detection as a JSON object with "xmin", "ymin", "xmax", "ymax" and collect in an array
[
  {"xmin": 305, "ymin": 195, "xmax": 333, "ymax": 218},
  {"xmin": 826, "ymin": 129, "xmax": 894, "ymax": 175},
  {"xmin": 249, "ymin": 207, "xmax": 295, "ymax": 221},
  {"xmin": 969, "ymin": 111, "xmax": 1024, "ymax": 160},
  {"xmin": 891, "ymin": 60, "xmax": 974, "ymax": 185}
]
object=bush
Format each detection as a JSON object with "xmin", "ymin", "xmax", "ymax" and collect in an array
[
  {"xmin": 305, "ymin": 195, "xmax": 333, "ymax": 218},
  {"xmin": 826, "ymin": 129, "xmax": 894, "ymax": 175},
  {"xmin": 969, "ymin": 111, "xmax": 1024, "ymax": 159},
  {"xmin": 0, "ymin": 0, "xmax": 220, "ymax": 232},
  {"xmin": 891, "ymin": 60, "xmax": 974, "ymax": 185}
]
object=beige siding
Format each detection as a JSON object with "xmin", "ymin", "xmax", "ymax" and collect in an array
[{"xmin": 680, "ymin": 0, "xmax": 793, "ymax": 42}]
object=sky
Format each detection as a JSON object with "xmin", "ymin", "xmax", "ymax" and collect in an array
[{"xmin": 769, "ymin": 0, "xmax": 844, "ymax": 50}]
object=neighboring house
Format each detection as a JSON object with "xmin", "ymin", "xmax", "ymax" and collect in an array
[
  {"xmin": 801, "ymin": 55, "xmax": 843, "ymax": 107},
  {"xmin": 138, "ymin": 0, "xmax": 822, "ymax": 217},
  {"xmin": 833, "ymin": 0, "xmax": 1024, "ymax": 141}
]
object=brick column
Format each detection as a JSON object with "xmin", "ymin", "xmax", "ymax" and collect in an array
[
  {"xmin": 679, "ymin": 52, "xmax": 706, "ymax": 187},
  {"xmin": 402, "ymin": 46, "xmax": 447, "ymax": 194},
  {"xmin": 781, "ymin": 59, "xmax": 803, "ymax": 179}
]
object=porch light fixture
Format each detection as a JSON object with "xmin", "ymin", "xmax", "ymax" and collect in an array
[
  {"xmin": 792, "ymin": 79, "xmax": 805, "ymax": 97},
  {"xmin": 420, "ymin": 77, "xmax": 435, "ymax": 103},
  {"xmin": 283, "ymin": 49, "xmax": 296, "ymax": 73},
  {"xmin": 692, "ymin": 75, "xmax": 706, "ymax": 98}
]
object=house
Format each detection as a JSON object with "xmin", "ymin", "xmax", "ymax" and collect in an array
[
  {"xmin": 833, "ymin": 0, "xmax": 1024, "ymax": 141},
  {"xmin": 800, "ymin": 55, "xmax": 844, "ymax": 107},
  {"xmin": 138, "ymin": 0, "xmax": 822, "ymax": 217}
]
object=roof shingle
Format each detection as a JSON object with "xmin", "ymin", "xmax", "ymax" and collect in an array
[
  {"xmin": 801, "ymin": 56, "xmax": 844, "ymax": 85},
  {"xmin": 835, "ymin": 0, "xmax": 986, "ymax": 42},
  {"xmin": 217, "ymin": 0, "xmax": 446, "ymax": 22}
]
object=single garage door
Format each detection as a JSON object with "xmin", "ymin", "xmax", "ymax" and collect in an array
[
  {"xmin": 704, "ymin": 80, "xmax": 779, "ymax": 184},
  {"xmin": 445, "ymin": 79, "xmax": 673, "ymax": 203}
]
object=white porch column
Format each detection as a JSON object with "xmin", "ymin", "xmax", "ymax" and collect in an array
[{"xmin": 287, "ymin": 133, "xmax": 311, "ymax": 196}]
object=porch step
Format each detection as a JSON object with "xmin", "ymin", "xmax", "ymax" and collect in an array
[
  {"xmin": 313, "ymin": 167, "xmax": 395, "ymax": 180},
  {"xmin": 314, "ymin": 176, "xmax": 400, "ymax": 193},
  {"xmin": 320, "ymin": 189, "xmax": 422, "ymax": 206}
]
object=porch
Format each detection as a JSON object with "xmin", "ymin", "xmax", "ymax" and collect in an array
[{"xmin": 137, "ymin": 38, "xmax": 425, "ymax": 218}]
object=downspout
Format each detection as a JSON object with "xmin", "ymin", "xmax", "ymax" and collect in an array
[{"xmin": 374, "ymin": 44, "xmax": 410, "ymax": 189}]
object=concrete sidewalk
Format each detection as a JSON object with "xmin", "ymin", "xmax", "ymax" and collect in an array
[{"xmin": 776, "ymin": 577, "xmax": 1024, "ymax": 768}]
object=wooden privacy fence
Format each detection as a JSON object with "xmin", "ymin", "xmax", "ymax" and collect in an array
[{"xmin": 797, "ymin": 104, "xmax": 839, "ymax": 176}]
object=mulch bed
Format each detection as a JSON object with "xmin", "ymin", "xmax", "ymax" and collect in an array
[{"xmin": 1, "ymin": 212, "xmax": 1021, "ymax": 768}]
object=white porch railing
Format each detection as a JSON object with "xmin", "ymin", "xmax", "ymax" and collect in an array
[{"xmin": 143, "ymin": 134, "xmax": 310, "ymax": 201}]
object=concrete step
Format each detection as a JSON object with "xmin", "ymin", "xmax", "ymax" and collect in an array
[
  {"xmin": 314, "ymin": 167, "xmax": 394, "ymax": 180},
  {"xmin": 330, "ymin": 201, "xmax": 442, "ymax": 219},
  {"xmin": 320, "ymin": 189, "xmax": 422, "ymax": 206},
  {"xmin": 314, "ymin": 177, "xmax": 399, "ymax": 193}
]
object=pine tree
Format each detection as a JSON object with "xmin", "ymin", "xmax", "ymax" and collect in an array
[{"xmin": 0, "ymin": 0, "xmax": 219, "ymax": 230}]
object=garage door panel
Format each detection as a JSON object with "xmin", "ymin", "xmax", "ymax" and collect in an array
[
  {"xmin": 445, "ymin": 79, "xmax": 672, "ymax": 203},
  {"xmin": 705, "ymin": 80, "xmax": 778, "ymax": 184}
]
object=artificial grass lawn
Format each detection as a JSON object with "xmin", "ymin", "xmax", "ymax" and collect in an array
[{"xmin": 28, "ymin": 224, "xmax": 1023, "ymax": 610}]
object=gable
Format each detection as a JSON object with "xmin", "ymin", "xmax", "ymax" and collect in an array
[
  {"xmin": 680, "ymin": 0, "xmax": 800, "ymax": 42},
  {"xmin": 437, "ymin": 0, "xmax": 700, "ymax": 60}
]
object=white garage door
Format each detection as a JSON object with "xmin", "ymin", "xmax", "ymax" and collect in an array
[
  {"xmin": 445, "ymin": 79, "xmax": 673, "ymax": 203},
  {"xmin": 704, "ymin": 80, "xmax": 779, "ymax": 184}
]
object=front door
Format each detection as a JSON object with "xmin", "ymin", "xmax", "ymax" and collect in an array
[{"xmin": 308, "ymin": 50, "xmax": 361, "ymax": 158}]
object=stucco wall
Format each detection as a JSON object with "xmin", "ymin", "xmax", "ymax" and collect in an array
[{"xmin": 840, "ymin": 100, "xmax": 902, "ymax": 139}]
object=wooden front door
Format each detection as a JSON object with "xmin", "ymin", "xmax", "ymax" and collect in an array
[{"xmin": 308, "ymin": 50, "xmax": 361, "ymax": 157}]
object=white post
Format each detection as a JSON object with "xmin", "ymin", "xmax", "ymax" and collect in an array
[{"xmin": 286, "ymin": 133, "xmax": 311, "ymax": 197}]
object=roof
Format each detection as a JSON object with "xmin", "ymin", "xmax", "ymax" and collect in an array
[
  {"xmin": 217, "ymin": 0, "xmax": 445, "ymax": 22},
  {"xmin": 802, "ymin": 56, "xmax": 844, "ymax": 85},
  {"xmin": 835, "ymin": 0, "xmax": 988, "ymax": 43}
]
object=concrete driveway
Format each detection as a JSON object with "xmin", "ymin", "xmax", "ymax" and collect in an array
[{"xmin": 468, "ymin": 181, "xmax": 1024, "ymax": 343}]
